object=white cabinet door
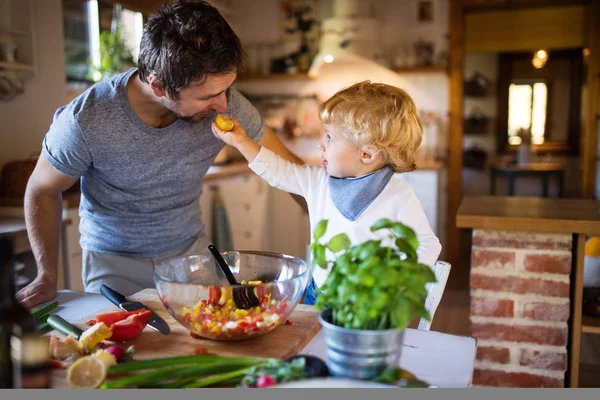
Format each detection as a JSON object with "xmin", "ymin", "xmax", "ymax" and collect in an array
[
  {"xmin": 63, "ymin": 208, "xmax": 84, "ymax": 291},
  {"xmin": 267, "ymin": 188, "xmax": 310, "ymax": 260},
  {"xmin": 201, "ymin": 174, "xmax": 270, "ymax": 251}
]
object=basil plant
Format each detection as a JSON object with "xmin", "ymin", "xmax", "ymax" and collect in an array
[{"xmin": 309, "ymin": 218, "xmax": 437, "ymax": 331}]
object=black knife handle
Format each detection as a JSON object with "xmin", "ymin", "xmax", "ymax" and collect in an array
[{"xmin": 100, "ymin": 284, "xmax": 127, "ymax": 306}]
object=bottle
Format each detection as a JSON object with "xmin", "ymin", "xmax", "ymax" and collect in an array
[
  {"xmin": 0, "ymin": 234, "xmax": 40, "ymax": 388},
  {"xmin": 11, "ymin": 333, "xmax": 51, "ymax": 388}
]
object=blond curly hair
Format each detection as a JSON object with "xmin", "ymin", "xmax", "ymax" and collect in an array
[{"xmin": 319, "ymin": 81, "xmax": 423, "ymax": 173}]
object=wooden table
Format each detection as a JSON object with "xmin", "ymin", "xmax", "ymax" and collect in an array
[
  {"xmin": 490, "ymin": 162, "xmax": 564, "ymax": 197},
  {"xmin": 48, "ymin": 290, "xmax": 477, "ymax": 388},
  {"xmin": 457, "ymin": 196, "xmax": 600, "ymax": 387}
]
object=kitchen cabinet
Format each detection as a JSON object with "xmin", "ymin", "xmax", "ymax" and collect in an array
[
  {"xmin": 63, "ymin": 207, "xmax": 83, "ymax": 291},
  {"xmin": 201, "ymin": 173, "xmax": 270, "ymax": 251},
  {"xmin": 200, "ymin": 171, "xmax": 310, "ymax": 259}
]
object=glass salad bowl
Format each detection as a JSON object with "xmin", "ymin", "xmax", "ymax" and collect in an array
[{"xmin": 154, "ymin": 251, "xmax": 309, "ymax": 341}]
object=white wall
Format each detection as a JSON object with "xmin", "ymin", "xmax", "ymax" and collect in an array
[{"xmin": 0, "ymin": 0, "xmax": 66, "ymax": 170}]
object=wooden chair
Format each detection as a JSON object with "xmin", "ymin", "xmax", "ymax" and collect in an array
[{"xmin": 418, "ymin": 260, "xmax": 451, "ymax": 331}]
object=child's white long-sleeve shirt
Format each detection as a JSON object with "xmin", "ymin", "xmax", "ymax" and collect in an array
[{"xmin": 248, "ymin": 146, "xmax": 442, "ymax": 288}]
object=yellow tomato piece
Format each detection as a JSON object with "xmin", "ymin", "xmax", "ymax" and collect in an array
[
  {"xmin": 215, "ymin": 114, "xmax": 234, "ymax": 131},
  {"xmin": 235, "ymin": 309, "xmax": 248, "ymax": 318},
  {"xmin": 79, "ymin": 322, "xmax": 112, "ymax": 350}
]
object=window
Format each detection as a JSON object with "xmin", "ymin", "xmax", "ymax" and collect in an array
[
  {"xmin": 497, "ymin": 49, "xmax": 583, "ymax": 154},
  {"xmin": 63, "ymin": 0, "xmax": 143, "ymax": 82},
  {"xmin": 507, "ymin": 81, "xmax": 548, "ymax": 145}
]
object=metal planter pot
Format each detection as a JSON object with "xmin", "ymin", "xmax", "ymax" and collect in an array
[{"xmin": 318, "ymin": 309, "xmax": 405, "ymax": 380}]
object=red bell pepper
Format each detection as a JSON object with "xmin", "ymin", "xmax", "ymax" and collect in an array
[
  {"xmin": 109, "ymin": 310, "xmax": 152, "ymax": 342},
  {"xmin": 96, "ymin": 310, "xmax": 145, "ymax": 326},
  {"xmin": 208, "ymin": 287, "xmax": 221, "ymax": 305},
  {"xmin": 94, "ymin": 309, "xmax": 152, "ymax": 342}
]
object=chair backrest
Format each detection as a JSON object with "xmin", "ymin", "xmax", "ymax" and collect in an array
[{"xmin": 418, "ymin": 260, "xmax": 451, "ymax": 331}]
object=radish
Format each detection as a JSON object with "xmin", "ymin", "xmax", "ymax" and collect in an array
[
  {"xmin": 105, "ymin": 345, "xmax": 125, "ymax": 363},
  {"xmin": 256, "ymin": 375, "xmax": 276, "ymax": 388}
]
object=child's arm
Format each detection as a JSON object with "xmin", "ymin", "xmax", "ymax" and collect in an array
[
  {"xmin": 398, "ymin": 193, "xmax": 442, "ymax": 267},
  {"xmin": 212, "ymin": 118, "xmax": 320, "ymax": 198}
]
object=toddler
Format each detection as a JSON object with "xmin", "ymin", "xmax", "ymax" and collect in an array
[{"xmin": 212, "ymin": 80, "xmax": 442, "ymax": 305}]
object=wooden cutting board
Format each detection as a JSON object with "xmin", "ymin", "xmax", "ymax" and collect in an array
[{"xmin": 51, "ymin": 288, "xmax": 321, "ymax": 388}]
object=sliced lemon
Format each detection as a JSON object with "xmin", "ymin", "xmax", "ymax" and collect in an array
[
  {"xmin": 67, "ymin": 355, "xmax": 107, "ymax": 388},
  {"xmin": 215, "ymin": 114, "xmax": 234, "ymax": 131}
]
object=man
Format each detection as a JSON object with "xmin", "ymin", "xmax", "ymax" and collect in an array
[{"xmin": 17, "ymin": 0, "xmax": 304, "ymax": 307}]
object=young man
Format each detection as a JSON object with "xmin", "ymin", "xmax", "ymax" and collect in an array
[{"xmin": 17, "ymin": 0, "xmax": 304, "ymax": 306}]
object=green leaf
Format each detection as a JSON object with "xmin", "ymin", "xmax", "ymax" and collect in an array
[
  {"xmin": 314, "ymin": 245, "xmax": 327, "ymax": 269},
  {"xmin": 370, "ymin": 218, "xmax": 395, "ymax": 231},
  {"xmin": 313, "ymin": 220, "xmax": 328, "ymax": 241},
  {"xmin": 418, "ymin": 263, "xmax": 437, "ymax": 283},
  {"xmin": 327, "ymin": 233, "xmax": 351, "ymax": 253},
  {"xmin": 395, "ymin": 238, "xmax": 417, "ymax": 260},
  {"xmin": 390, "ymin": 224, "xmax": 418, "ymax": 249}
]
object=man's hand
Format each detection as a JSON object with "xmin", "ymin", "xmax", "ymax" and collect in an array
[{"xmin": 16, "ymin": 274, "xmax": 57, "ymax": 308}]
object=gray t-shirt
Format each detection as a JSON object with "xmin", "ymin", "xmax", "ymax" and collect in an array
[{"xmin": 43, "ymin": 69, "xmax": 265, "ymax": 257}]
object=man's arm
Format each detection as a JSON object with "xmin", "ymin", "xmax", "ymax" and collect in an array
[
  {"xmin": 16, "ymin": 155, "xmax": 79, "ymax": 307},
  {"xmin": 257, "ymin": 126, "xmax": 308, "ymax": 212}
]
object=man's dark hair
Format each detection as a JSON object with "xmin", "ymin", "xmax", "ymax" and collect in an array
[{"xmin": 137, "ymin": 0, "xmax": 243, "ymax": 99}]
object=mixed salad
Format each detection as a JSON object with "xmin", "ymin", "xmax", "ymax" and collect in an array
[{"xmin": 176, "ymin": 282, "xmax": 289, "ymax": 340}]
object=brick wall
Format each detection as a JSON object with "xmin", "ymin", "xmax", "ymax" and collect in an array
[{"xmin": 470, "ymin": 230, "xmax": 572, "ymax": 388}]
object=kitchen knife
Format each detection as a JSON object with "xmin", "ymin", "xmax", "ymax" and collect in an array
[{"xmin": 100, "ymin": 284, "xmax": 170, "ymax": 335}]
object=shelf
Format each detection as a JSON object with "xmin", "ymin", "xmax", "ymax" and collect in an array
[
  {"xmin": 395, "ymin": 66, "xmax": 447, "ymax": 74},
  {"xmin": 0, "ymin": 28, "xmax": 30, "ymax": 36},
  {"xmin": 582, "ymin": 315, "xmax": 600, "ymax": 334},
  {"xmin": 237, "ymin": 73, "xmax": 311, "ymax": 81},
  {"xmin": 0, "ymin": 61, "xmax": 34, "ymax": 72}
]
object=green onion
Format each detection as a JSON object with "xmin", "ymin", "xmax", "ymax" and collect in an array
[
  {"xmin": 31, "ymin": 301, "xmax": 58, "ymax": 321},
  {"xmin": 183, "ymin": 365, "xmax": 261, "ymax": 388},
  {"xmin": 37, "ymin": 323, "xmax": 53, "ymax": 334},
  {"xmin": 107, "ymin": 354, "xmax": 224, "ymax": 375},
  {"xmin": 102, "ymin": 357, "xmax": 266, "ymax": 389}
]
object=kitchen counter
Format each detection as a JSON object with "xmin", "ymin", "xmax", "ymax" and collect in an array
[
  {"xmin": 457, "ymin": 195, "xmax": 600, "ymax": 235},
  {"xmin": 48, "ymin": 290, "xmax": 476, "ymax": 388}
]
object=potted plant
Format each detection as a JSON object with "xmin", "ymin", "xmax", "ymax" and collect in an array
[{"xmin": 309, "ymin": 218, "xmax": 436, "ymax": 380}]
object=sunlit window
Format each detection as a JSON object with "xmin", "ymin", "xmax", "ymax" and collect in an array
[
  {"xmin": 63, "ymin": 0, "xmax": 143, "ymax": 82},
  {"xmin": 507, "ymin": 81, "xmax": 548, "ymax": 145}
]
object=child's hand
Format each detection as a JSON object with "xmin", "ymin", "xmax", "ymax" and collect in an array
[{"xmin": 211, "ymin": 116, "xmax": 248, "ymax": 148}]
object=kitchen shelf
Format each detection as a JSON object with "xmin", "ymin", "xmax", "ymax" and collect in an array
[
  {"xmin": 237, "ymin": 73, "xmax": 311, "ymax": 81},
  {"xmin": 0, "ymin": 61, "xmax": 34, "ymax": 72},
  {"xmin": 395, "ymin": 66, "xmax": 447, "ymax": 74},
  {"xmin": 582, "ymin": 315, "xmax": 600, "ymax": 334}
]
